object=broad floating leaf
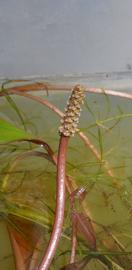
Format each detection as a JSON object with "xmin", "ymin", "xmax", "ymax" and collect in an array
[{"xmin": 0, "ymin": 118, "xmax": 31, "ymax": 142}]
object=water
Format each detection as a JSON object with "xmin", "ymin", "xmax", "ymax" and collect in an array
[
  {"xmin": 34, "ymin": 71, "xmax": 132, "ymax": 90},
  {"xmin": 0, "ymin": 74, "xmax": 132, "ymax": 269}
]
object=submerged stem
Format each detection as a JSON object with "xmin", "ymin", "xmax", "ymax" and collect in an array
[
  {"xmin": 70, "ymin": 213, "xmax": 77, "ymax": 264},
  {"xmin": 38, "ymin": 136, "xmax": 69, "ymax": 269}
]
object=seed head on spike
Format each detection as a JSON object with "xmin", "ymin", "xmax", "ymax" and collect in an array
[{"xmin": 59, "ymin": 85, "xmax": 85, "ymax": 137}]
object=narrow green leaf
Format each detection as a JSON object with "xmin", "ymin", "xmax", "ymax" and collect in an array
[
  {"xmin": 1, "ymin": 80, "xmax": 27, "ymax": 131},
  {"xmin": 0, "ymin": 118, "xmax": 31, "ymax": 142}
]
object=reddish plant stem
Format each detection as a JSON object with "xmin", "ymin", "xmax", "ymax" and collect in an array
[
  {"xmin": 70, "ymin": 213, "xmax": 77, "ymax": 264},
  {"xmin": 38, "ymin": 135, "xmax": 69, "ymax": 270},
  {"xmin": 69, "ymin": 188, "xmax": 87, "ymax": 264},
  {"xmin": 0, "ymin": 80, "xmax": 132, "ymax": 99},
  {"xmin": 1, "ymin": 82, "xmax": 132, "ymax": 100},
  {"xmin": 86, "ymin": 87, "xmax": 132, "ymax": 100},
  {"xmin": 0, "ymin": 82, "xmax": 71, "ymax": 94},
  {"xmin": 4, "ymin": 90, "xmax": 63, "ymax": 117},
  {"xmin": 78, "ymin": 132, "xmax": 114, "ymax": 178},
  {"xmin": 29, "ymin": 237, "xmax": 44, "ymax": 270}
]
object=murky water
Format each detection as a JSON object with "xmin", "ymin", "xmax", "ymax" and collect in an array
[{"xmin": 0, "ymin": 75, "xmax": 132, "ymax": 269}]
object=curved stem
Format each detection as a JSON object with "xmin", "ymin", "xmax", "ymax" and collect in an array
[
  {"xmin": 70, "ymin": 213, "xmax": 77, "ymax": 264},
  {"xmin": 78, "ymin": 131, "xmax": 114, "ymax": 178},
  {"xmin": 1, "ymin": 82, "xmax": 132, "ymax": 100},
  {"xmin": 38, "ymin": 135, "xmax": 69, "ymax": 270},
  {"xmin": 86, "ymin": 87, "xmax": 132, "ymax": 100}
]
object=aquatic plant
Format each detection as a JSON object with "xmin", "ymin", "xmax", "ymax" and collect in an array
[{"xmin": 0, "ymin": 79, "xmax": 132, "ymax": 269}]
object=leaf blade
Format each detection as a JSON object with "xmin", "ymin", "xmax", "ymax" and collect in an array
[{"xmin": 0, "ymin": 118, "xmax": 31, "ymax": 142}]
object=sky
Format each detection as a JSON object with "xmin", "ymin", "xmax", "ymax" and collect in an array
[{"xmin": 0, "ymin": 0, "xmax": 132, "ymax": 77}]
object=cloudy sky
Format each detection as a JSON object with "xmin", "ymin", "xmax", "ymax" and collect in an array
[{"xmin": 0, "ymin": 0, "xmax": 132, "ymax": 77}]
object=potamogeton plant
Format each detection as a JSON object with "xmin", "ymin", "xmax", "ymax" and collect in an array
[{"xmin": 38, "ymin": 85, "xmax": 85, "ymax": 270}]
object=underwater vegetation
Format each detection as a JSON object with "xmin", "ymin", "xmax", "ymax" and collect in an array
[{"xmin": 0, "ymin": 79, "xmax": 132, "ymax": 269}]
